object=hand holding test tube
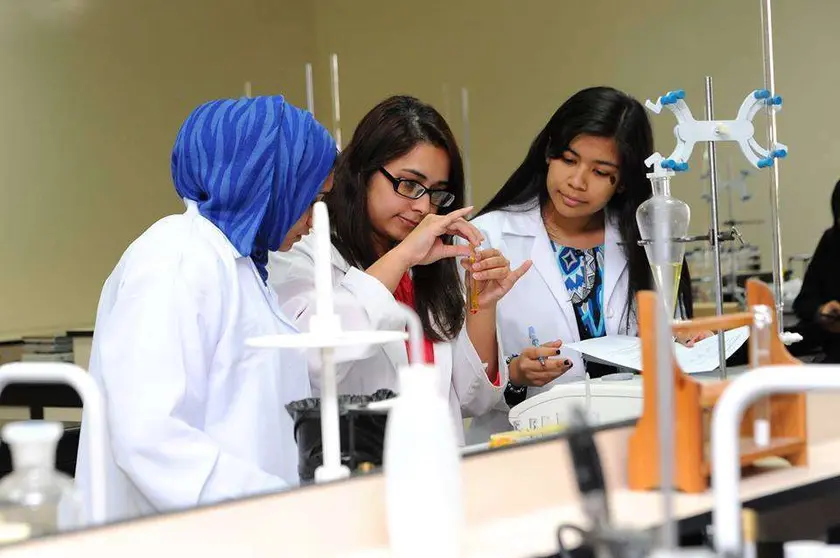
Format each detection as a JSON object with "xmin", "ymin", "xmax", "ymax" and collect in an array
[{"xmin": 461, "ymin": 248, "xmax": 533, "ymax": 314}]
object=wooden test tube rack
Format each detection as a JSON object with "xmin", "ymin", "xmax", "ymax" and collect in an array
[{"xmin": 627, "ymin": 279, "xmax": 806, "ymax": 494}]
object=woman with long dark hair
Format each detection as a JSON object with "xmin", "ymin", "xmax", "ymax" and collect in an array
[
  {"xmin": 269, "ymin": 95, "xmax": 528, "ymax": 443},
  {"xmin": 466, "ymin": 86, "xmax": 703, "ymax": 441}
]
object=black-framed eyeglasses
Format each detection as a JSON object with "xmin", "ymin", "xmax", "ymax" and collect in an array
[{"xmin": 379, "ymin": 167, "xmax": 456, "ymax": 208}]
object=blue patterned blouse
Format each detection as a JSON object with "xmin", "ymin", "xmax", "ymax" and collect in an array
[{"xmin": 550, "ymin": 240, "xmax": 615, "ymax": 378}]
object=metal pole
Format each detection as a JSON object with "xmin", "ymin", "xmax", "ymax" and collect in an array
[
  {"xmin": 704, "ymin": 76, "xmax": 728, "ymax": 380},
  {"xmin": 726, "ymin": 157, "xmax": 735, "ymax": 225},
  {"xmin": 727, "ymin": 159, "xmax": 740, "ymax": 306},
  {"xmin": 760, "ymin": 0, "xmax": 785, "ymax": 331},
  {"xmin": 305, "ymin": 63, "xmax": 315, "ymax": 116},
  {"xmin": 244, "ymin": 81, "xmax": 252, "ymax": 98},
  {"xmin": 329, "ymin": 53, "xmax": 342, "ymax": 150},
  {"xmin": 460, "ymin": 87, "xmax": 473, "ymax": 210},
  {"xmin": 654, "ymin": 189, "xmax": 677, "ymax": 551}
]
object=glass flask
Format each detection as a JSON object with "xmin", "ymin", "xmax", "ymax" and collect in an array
[
  {"xmin": 636, "ymin": 173, "xmax": 691, "ymax": 319},
  {"xmin": 0, "ymin": 421, "xmax": 83, "ymax": 539}
]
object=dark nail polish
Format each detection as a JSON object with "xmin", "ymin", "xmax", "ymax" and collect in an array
[
  {"xmin": 564, "ymin": 359, "xmax": 572, "ymax": 366},
  {"xmin": 556, "ymin": 349, "xmax": 562, "ymax": 355}
]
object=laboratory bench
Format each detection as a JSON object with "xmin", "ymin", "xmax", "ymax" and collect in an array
[
  {"xmin": 0, "ymin": 357, "xmax": 836, "ymax": 556},
  {"xmin": 2, "ymin": 384, "xmax": 840, "ymax": 558}
]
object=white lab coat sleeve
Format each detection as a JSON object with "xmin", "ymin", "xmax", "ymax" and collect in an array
[
  {"xmin": 99, "ymin": 249, "xmax": 286, "ymax": 512},
  {"xmin": 451, "ymin": 325, "xmax": 506, "ymax": 418},
  {"xmin": 271, "ymin": 243, "xmax": 404, "ymax": 389}
]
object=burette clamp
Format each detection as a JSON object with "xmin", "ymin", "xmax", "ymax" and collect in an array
[
  {"xmin": 645, "ymin": 88, "xmax": 789, "ymax": 171},
  {"xmin": 637, "ymin": 237, "xmax": 697, "ymax": 246},
  {"xmin": 637, "ymin": 227, "xmax": 744, "ymax": 247}
]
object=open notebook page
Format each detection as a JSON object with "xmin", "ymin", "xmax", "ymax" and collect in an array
[{"xmin": 564, "ymin": 326, "xmax": 750, "ymax": 374}]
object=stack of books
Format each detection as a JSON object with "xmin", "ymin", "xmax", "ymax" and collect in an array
[{"xmin": 21, "ymin": 335, "xmax": 74, "ymax": 363}]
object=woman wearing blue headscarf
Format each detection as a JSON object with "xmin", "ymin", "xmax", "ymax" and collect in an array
[{"xmin": 75, "ymin": 96, "xmax": 336, "ymax": 523}]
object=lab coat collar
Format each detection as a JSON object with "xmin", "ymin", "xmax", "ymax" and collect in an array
[
  {"xmin": 500, "ymin": 204, "xmax": 628, "ymax": 336},
  {"xmin": 499, "ymin": 203, "xmax": 543, "ymax": 237},
  {"xmin": 184, "ymin": 198, "xmax": 298, "ymax": 331},
  {"xmin": 183, "ymin": 199, "xmax": 245, "ymax": 259}
]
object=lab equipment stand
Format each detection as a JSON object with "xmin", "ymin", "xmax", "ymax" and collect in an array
[
  {"xmin": 247, "ymin": 202, "xmax": 407, "ymax": 483},
  {"xmin": 644, "ymin": 77, "xmax": 788, "ymax": 378},
  {"xmin": 644, "ymin": 0, "xmax": 789, "ymax": 337},
  {"xmin": 628, "ymin": 280, "xmax": 806, "ymax": 495}
]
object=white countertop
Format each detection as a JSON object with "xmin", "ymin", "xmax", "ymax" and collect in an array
[{"xmin": 344, "ymin": 438, "xmax": 840, "ymax": 558}]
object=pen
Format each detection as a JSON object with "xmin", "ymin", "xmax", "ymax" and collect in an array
[{"xmin": 528, "ymin": 326, "xmax": 546, "ymax": 366}]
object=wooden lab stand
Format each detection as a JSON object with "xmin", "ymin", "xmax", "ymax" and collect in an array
[{"xmin": 628, "ymin": 279, "xmax": 806, "ymax": 493}]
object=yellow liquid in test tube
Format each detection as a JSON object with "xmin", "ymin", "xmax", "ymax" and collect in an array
[{"xmin": 466, "ymin": 248, "xmax": 480, "ymax": 314}]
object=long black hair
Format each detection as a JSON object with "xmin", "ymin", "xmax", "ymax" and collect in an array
[
  {"xmin": 832, "ymin": 178, "xmax": 840, "ymax": 228},
  {"xmin": 477, "ymin": 86, "xmax": 694, "ymax": 325},
  {"xmin": 326, "ymin": 95, "xmax": 466, "ymax": 342}
]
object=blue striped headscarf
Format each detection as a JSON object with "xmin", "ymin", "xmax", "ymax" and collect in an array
[{"xmin": 171, "ymin": 95, "xmax": 336, "ymax": 281}]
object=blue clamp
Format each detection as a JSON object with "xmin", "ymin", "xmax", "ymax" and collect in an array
[
  {"xmin": 754, "ymin": 89, "xmax": 771, "ymax": 100},
  {"xmin": 765, "ymin": 95, "xmax": 783, "ymax": 106},
  {"xmin": 660, "ymin": 89, "xmax": 685, "ymax": 105},
  {"xmin": 757, "ymin": 158, "xmax": 775, "ymax": 168},
  {"xmin": 661, "ymin": 159, "xmax": 689, "ymax": 172},
  {"xmin": 771, "ymin": 148, "xmax": 788, "ymax": 159}
]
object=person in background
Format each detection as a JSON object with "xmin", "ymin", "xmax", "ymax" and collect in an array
[
  {"xmin": 75, "ymin": 96, "xmax": 336, "ymax": 523},
  {"xmin": 269, "ymin": 95, "xmax": 529, "ymax": 444},
  {"xmin": 466, "ymin": 86, "xmax": 709, "ymax": 442},
  {"xmin": 793, "ymin": 179, "xmax": 840, "ymax": 363}
]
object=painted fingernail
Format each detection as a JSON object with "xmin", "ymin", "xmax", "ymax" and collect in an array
[
  {"xmin": 564, "ymin": 359, "xmax": 571, "ymax": 366},
  {"xmin": 556, "ymin": 349, "xmax": 562, "ymax": 355}
]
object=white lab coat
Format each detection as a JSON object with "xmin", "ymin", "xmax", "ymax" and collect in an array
[
  {"xmin": 267, "ymin": 234, "xmax": 506, "ymax": 444},
  {"xmin": 75, "ymin": 201, "xmax": 310, "ymax": 524},
  {"xmin": 465, "ymin": 204, "xmax": 634, "ymax": 443}
]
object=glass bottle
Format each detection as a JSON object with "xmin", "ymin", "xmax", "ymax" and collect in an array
[{"xmin": 0, "ymin": 421, "xmax": 83, "ymax": 538}]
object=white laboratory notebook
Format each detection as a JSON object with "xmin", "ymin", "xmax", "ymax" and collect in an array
[{"xmin": 564, "ymin": 326, "xmax": 750, "ymax": 374}]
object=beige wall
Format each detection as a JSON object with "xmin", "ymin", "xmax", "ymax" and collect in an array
[
  {"xmin": 0, "ymin": 0, "xmax": 316, "ymax": 338},
  {"xmin": 313, "ymin": 0, "xmax": 839, "ymax": 274},
  {"xmin": 2, "ymin": 0, "xmax": 837, "ymax": 336}
]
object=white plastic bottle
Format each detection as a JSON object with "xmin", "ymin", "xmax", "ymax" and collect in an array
[
  {"xmin": 0, "ymin": 421, "xmax": 83, "ymax": 538},
  {"xmin": 384, "ymin": 364, "xmax": 463, "ymax": 558}
]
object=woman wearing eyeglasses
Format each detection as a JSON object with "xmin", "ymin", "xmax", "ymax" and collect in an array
[{"xmin": 268, "ymin": 95, "xmax": 529, "ymax": 444}]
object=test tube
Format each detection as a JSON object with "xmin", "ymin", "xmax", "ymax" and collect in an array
[
  {"xmin": 751, "ymin": 305, "xmax": 773, "ymax": 447},
  {"xmin": 466, "ymin": 247, "xmax": 480, "ymax": 314}
]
